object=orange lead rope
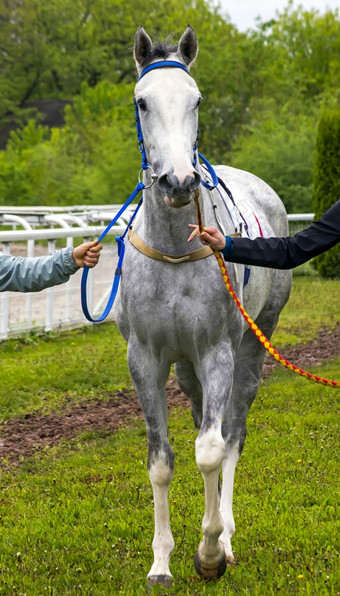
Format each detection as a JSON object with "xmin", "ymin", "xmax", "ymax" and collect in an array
[{"xmin": 194, "ymin": 192, "xmax": 340, "ymax": 388}]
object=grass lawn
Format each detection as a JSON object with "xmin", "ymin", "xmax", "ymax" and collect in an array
[
  {"xmin": 271, "ymin": 275, "xmax": 339, "ymax": 346},
  {"xmin": 0, "ymin": 274, "xmax": 338, "ymax": 424},
  {"xmin": 0, "ymin": 274, "xmax": 339, "ymax": 594},
  {"xmin": 0, "ymin": 324, "xmax": 132, "ymax": 422}
]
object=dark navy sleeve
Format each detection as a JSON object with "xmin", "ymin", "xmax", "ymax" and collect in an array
[{"xmin": 222, "ymin": 200, "xmax": 340, "ymax": 269}]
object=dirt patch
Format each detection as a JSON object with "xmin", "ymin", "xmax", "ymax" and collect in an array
[
  {"xmin": 1, "ymin": 324, "xmax": 339, "ymax": 467},
  {"xmin": 262, "ymin": 323, "xmax": 340, "ymax": 379}
]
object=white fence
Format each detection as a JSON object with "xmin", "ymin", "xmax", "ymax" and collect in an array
[
  {"xmin": 0, "ymin": 205, "xmax": 136, "ymax": 340},
  {"xmin": 0, "ymin": 206, "xmax": 314, "ymax": 341}
]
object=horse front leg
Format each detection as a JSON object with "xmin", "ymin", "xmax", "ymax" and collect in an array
[
  {"xmin": 218, "ymin": 311, "xmax": 282, "ymax": 565},
  {"xmin": 194, "ymin": 426, "xmax": 227, "ymax": 579},
  {"xmin": 127, "ymin": 339, "xmax": 174, "ymax": 586},
  {"xmin": 193, "ymin": 348, "xmax": 234, "ymax": 579},
  {"xmin": 218, "ymin": 442, "xmax": 240, "ymax": 564},
  {"xmin": 147, "ymin": 445, "xmax": 174, "ymax": 586}
]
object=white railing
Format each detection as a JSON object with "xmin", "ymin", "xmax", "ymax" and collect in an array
[
  {"xmin": 287, "ymin": 213, "xmax": 314, "ymax": 235},
  {"xmin": 0, "ymin": 205, "xmax": 137, "ymax": 340},
  {"xmin": 0, "ymin": 207, "xmax": 314, "ymax": 341}
]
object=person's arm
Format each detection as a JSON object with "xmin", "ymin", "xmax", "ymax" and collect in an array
[
  {"xmin": 189, "ymin": 200, "xmax": 340, "ymax": 270},
  {"xmin": 0, "ymin": 240, "xmax": 102, "ymax": 292}
]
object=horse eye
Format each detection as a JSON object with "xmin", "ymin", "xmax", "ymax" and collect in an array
[
  {"xmin": 137, "ymin": 98, "xmax": 147, "ymax": 112},
  {"xmin": 195, "ymin": 97, "xmax": 202, "ymax": 109}
]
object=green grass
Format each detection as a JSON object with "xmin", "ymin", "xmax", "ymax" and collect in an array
[
  {"xmin": 272, "ymin": 275, "xmax": 339, "ymax": 347},
  {"xmin": 0, "ymin": 325, "xmax": 132, "ymax": 422},
  {"xmin": 0, "ymin": 274, "xmax": 339, "ymax": 594},
  {"xmin": 0, "ymin": 359, "xmax": 339, "ymax": 594},
  {"xmin": 0, "ymin": 275, "xmax": 338, "ymax": 424}
]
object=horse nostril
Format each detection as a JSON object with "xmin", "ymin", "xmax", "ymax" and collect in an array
[
  {"xmin": 158, "ymin": 171, "xmax": 201, "ymax": 196},
  {"xmin": 190, "ymin": 171, "xmax": 201, "ymax": 191},
  {"xmin": 158, "ymin": 173, "xmax": 173, "ymax": 195}
]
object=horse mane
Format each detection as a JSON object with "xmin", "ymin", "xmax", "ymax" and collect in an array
[{"xmin": 141, "ymin": 38, "xmax": 178, "ymax": 67}]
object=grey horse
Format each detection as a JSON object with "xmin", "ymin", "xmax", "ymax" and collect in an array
[{"xmin": 116, "ymin": 25, "xmax": 292, "ymax": 585}]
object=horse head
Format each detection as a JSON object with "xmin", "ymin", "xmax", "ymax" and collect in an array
[{"xmin": 134, "ymin": 26, "xmax": 201, "ymax": 208}]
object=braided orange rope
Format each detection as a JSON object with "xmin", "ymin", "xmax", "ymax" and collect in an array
[{"xmin": 194, "ymin": 194, "xmax": 340, "ymax": 388}]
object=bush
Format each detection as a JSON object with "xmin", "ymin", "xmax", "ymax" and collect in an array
[
  {"xmin": 0, "ymin": 82, "xmax": 140, "ymax": 207},
  {"xmin": 312, "ymin": 108, "xmax": 340, "ymax": 278},
  {"xmin": 230, "ymin": 102, "xmax": 316, "ymax": 213}
]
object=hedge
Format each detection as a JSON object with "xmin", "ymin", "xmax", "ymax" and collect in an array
[{"xmin": 312, "ymin": 108, "xmax": 340, "ymax": 278}]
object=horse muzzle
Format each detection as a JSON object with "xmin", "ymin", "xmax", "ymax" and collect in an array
[
  {"xmin": 163, "ymin": 196, "xmax": 191, "ymax": 208},
  {"xmin": 158, "ymin": 170, "xmax": 200, "ymax": 208}
]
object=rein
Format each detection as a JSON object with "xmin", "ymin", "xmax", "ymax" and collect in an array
[
  {"xmin": 194, "ymin": 193, "xmax": 340, "ymax": 389},
  {"xmin": 81, "ymin": 190, "xmax": 144, "ymax": 322}
]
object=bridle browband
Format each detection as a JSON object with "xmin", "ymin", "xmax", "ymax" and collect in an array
[{"xmin": 138, "ymin": 60, "xmax": 190, "ymax": 81}]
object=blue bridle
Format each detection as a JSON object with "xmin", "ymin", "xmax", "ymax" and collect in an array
[
  {"xmin": 81, "ymin": 59, "xmax": 219, "ymax": 322},
  {"xmin": 135, "ymin": 60, "xmax": 218, "ymax": 189},
  {"xmin": 138, "ymin": 60, "xmax": 190, "ymax": 81}
]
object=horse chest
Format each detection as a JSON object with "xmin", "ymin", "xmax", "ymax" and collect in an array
[{"xmin": 119, "ymin": 256, "xmax": 240, "ymax": 351}]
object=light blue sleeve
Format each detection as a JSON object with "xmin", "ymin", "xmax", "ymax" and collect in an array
[{"xmin": 0, "ymin": 247, "xmax": 79, "ymax": 293}]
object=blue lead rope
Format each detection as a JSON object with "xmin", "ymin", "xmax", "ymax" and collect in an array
[
  {"xmin": 198, "ymin": 152, "xmax": 218, "ymax": 190},
  {"xmin": 81, "ymin": 183, "xmax": 144, "ymax": 322},
  {"xmin": 81, "ymin": 156, "xmax": 219, "ymax": 323}
]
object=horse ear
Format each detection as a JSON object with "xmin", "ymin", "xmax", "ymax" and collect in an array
[
  {"xmin": 177, "ymin": 25, "xmax": 198, "ymax": 67},
  {"xmin": 134, "ymin": 27, "xmax": 153, "ymax": 68}
]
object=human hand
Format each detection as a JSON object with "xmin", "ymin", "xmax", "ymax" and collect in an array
[
  {"xmin": 72, "ymin": 240, "xmax": 103, "ymax": 268},
  {"xmin": 188, "ymin": 225, "xmax": 226, "ymax": 251}
]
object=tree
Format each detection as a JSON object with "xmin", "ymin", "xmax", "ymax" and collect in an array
[
  {"xmin": 0, "ymin": 81, "xmax": 141, "ymax": 206},
  {"xmin": 312, "ymin": 108, "xmax": 340, "ymax": 278},
  {"xmin": 0, "ymin": 1, "xmax": 339, "ymax": 209},
  {"xmin": 229, "ymin": 5, "xmax": 340, "ymax": 212}
]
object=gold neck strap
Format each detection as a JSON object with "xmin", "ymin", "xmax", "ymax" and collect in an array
[{"xmin": 128, "ymin": 229, "xmax": 213, "ymax": 263}]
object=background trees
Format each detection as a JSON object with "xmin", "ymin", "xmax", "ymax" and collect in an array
[
  {"xmin": 312, "ymin": 107, "xmax": 340, "ymax": 277},
  {"xmin": 0, "ymin": 0, "xmax": 339, "ymax": 211}
]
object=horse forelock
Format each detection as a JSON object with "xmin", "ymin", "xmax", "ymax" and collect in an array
[{"xmin": 140, "ymin": 40, "xmax": 178, "ymax": 68}]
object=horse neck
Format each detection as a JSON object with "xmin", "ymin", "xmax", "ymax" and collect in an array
[{"xmin": 139, "ymin": 185, "xmax": 206, "ymax": 254}]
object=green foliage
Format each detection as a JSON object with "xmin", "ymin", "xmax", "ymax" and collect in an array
[
  {"xmin": 312, "ymin": 107, "xmax": 340, "ymax": 278},
  {"xmin": 230, "ymin": 3, "xmax": 340, "ymax": 212},
  {"xmin": 313, "ymin": 108, "xmax": 340, "ymax": 217},
  {"xmin": 0, "ymin": 1, "xmax": 339, "ymax": 209},
  {"xmin": 0, "ymin": 82, "xmax": 140, "ymax": 205},
  {"xmin": 231, "ymin": 102, "xmax": 316, "ymax": 212},
  {"xmin": 258, "ymin": 3, "xmax": 340, "ymax": 102},
  {"xmin": 0, "ymin": 0, "xmax": 234, "ymax": 118}
]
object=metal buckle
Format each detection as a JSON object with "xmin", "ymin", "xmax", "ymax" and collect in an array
[{"xmin": 138, "ymin": 165, "xmax": 157, "ymax": 188}]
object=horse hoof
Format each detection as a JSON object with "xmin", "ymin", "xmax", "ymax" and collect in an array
[
  {"xmin": 147, "ymin": 575, "xmax": 173, "ymax": 587},
  {"xmin": 193, "ymin": 551, "xmax": 227, "ymax": 579}
]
